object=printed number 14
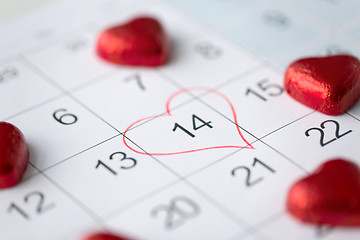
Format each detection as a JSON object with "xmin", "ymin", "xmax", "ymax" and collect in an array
[{"xmin": 173, "ymin": 114, "xmax": 213, "ymax": 138}]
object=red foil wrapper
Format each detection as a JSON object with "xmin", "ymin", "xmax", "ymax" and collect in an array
[
  {"xmin": 81, "ymin": 232, "xmax": 133, "ymax": 240},
  {"xmin": 287, "ymin": 159, "xmax": 360, "ymax": 226},
  {"xmin": 0, "ymin": 122, "xmax": 29, "ymax": 188},
  {"xmin": 96, "ymin": 16, "xmax": 170, "ymax": 67},
  {"xmin": 284, "ymin": 55, "xmax": 360, "ymax": 115}
]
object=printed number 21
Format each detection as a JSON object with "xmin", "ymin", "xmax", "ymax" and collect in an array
[
  {"xmin": 173, "ymin": 114, "xmax": 212, "ymax": 138},
  {"xmin": 231, "ymin": 158, "xmax": 275, "ymax": 187}
]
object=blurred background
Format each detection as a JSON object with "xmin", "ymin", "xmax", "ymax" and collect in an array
[{"xmin": 0, "ymin": 0, "xmax": 54, "ymax": 23}]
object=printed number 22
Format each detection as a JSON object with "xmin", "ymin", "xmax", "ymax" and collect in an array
[{"xmin": 305, "ymin": 119, "xmax": 352, "ymax": 147}]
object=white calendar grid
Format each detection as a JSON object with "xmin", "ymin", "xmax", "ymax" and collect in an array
[{"xmin": 1, "ymin": 0, "xmax": 360, "ymax": 239}]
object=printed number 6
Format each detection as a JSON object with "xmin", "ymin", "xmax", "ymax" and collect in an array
[{"xmin": 53, "ymin": 109, "xmax": 78, "ymax": 125}]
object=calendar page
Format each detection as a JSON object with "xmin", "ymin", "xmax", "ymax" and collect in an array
[{"xmin": 1, "ymin": 0, "xmax": 360, "ymax": 239}]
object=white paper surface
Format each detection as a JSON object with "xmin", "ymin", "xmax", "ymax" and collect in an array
[{"xmin": 1, "ymin": 0, "xmax": 360, "ymax": 239}]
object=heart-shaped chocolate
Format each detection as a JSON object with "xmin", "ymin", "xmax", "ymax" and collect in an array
[
  {"xmin": 0, "ymin": 122, "xmax": 29, "ymax": 188},
  {"xmin": 96, "ymin": 16, "xmax": 170, "ymax": 67},
  {"xmin": 284, "ymin": 55, "xmax": 360, "ymax": 115},
  {"xmin": 81, "ymin": 232, "xmax": 133, "ymax": 240},
  {"xmin": 287, "ymin": 159, "xmax": 360, "ymax": 226}
]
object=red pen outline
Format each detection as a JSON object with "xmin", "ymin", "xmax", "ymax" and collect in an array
[{"xmin": 123, "ymin": 87, "xmax": 254, "ymax": 155}]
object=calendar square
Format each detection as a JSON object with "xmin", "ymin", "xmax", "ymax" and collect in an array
[
  {"xmin": 171, "ymin": 0, "xmax": 260, "ymax": 24},
  {"xmin": 348, "ymin": 100, "xmax": 360, "ymax": 122},
  {"xmin": 284, "ymin": 0, "xmax": 360, "ymax": 27},
  {"xmin": 2, "ymin": 0, "xmax": 360, "ymax": 239},
  {"xmin": 25, "ymin": 29, "xmax": 115, "ymax": 90},
  {"xmin": 188, "ymin": 141, "xmax": 304, "ymax": 226},
  {"xmin": 0, "ymin": 174, "xmax": 96, "ymax": 240},
  {"xmin": 106, "ymin": 182, "xmax": 242, "ymax": 240},
  {"xmin": 262, "ymin": 111, "xmax": 360, "ymax": 171},
  {"xmin": 124, "ymin": 95, "xmax": 256, "ymax": 157},
  {"xmin": 73, "ymin": 69, "xmax": 180, "ymax": 133},
  {"xmin": 216, "ymin": 1, "xmax": 320, "ymax": 60},
  {"xmin": 22, "ymin": 164, "xmax": 39, "ymax": 180},
  {"xmin": 6, "ymin": 95, "xmax": 118, "ymax": 170},
  {"xmin": 343, "ymin": 17, "xmax": 360, "ymax": 46},
  {"xmin": 199, "ymin": 67, "xmax": 313, "ymax": 139},
  {"xmin": 252, "ymin": 213, "xmax": 360, "ymax": 240},
  {"xmin": 0, "ymin": 61, "xmax": 61, "ymax": 120},
  {"xmin": 273, "ymin": 34, "xmax": 360, "ymax": 71},
  {"xmin": 45, "ymin": 135, "xmax": 178, "ymax": 217},
  {"xmin": 160, "ymin": 27, "xmax": 260, "ymax": 88}
]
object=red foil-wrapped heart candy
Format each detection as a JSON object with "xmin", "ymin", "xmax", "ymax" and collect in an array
[
  {"xmin": 81, "ymin": 232, "xmax": 133, "ymax": 240},
  {"xmin": 0, "ymin": 122, "xmax": 29, "ymax": 188},
  {"xmin": 96, "ymin": 16, "xmax": 170, "ymax": 67},
  {"xmin": 284, "ymin": 55, "xmax": 360, "ymax": 115},
  {"xmin": 287, "ymin": 159, "xmax": 360, "ymax": 226}
]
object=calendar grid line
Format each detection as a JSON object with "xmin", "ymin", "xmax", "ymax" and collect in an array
[
  {"xmin": 257, "ymin": 110, "xmax": 316, "ymax": 141},
  {"xmin": 101, "ymin": 179, "xmax": 181, "ymax": 221},
  {"xmin": 18, "ymin": 40, "xmax": 256, "ymax": 239},
  {"xmin": 24, "ymin": 161, "xmax": 42, "ymax": 180},
  {"xmin": 278, "ymin": 0, "xmax": 332, "ymax": 29},
  {"xmin": 20, "ymin": 56, "xmax": 124, "ymax": 136},
  {"xmin": 181, "ymin": 146, "xmax": 251, "ymax": 180},
  {"xmin": 206, "ymin": 20, "xmax": 297, "ymax": 69},
  {"xmin": 194, "ymin": 95, "xmax": 262, "ymax": 140},
  {"xmin": 120, "ymin": 132, "xmax": 259, "ymax": 233},
  {"xmin": 346, "ymin": 112, "xmax": 360, "ymax": 123},
  {"xmin": 228, "ymin": 211, "xmax": 286, "ymax": 240},
  {"xmin": 155, "ymin": 64, "xmax": 311, "ymax": 176},
  {"xmin": 41, "ymin": 133, "xmax": 121, "ymax": 173},
  {"xmin": 259, "ymin": 140, "xmax": 309, "ymax": 174},
  {"xmin": 26, "ymin": 161, "xmax": 108, "ymax": 232},
  {"xmin": 0, "ymin": 54, "xmax": 21, "ymax": 67},
  {"xmin": 41, "ymin": 171, "xmax": 109, "ymax": 230},
  {"xmin": 122, "ymin": 134, "xmax": 185, "ymax": 179},
  {"xmin": 338, "ymin": 17, "xmax": 360, "ymax": 46},
  {"xmin": 20, "ymin": 21, "xmax": 97, "ymax": 59},
  {"xmin": 19, "ymin": 56, "xmax": 70, "ymax": 95},
  {"xmin": 121, "ymin": 95, "xmax": 196, "ymax": 133},
  {"xmin": 212, "ymin": 62, "xmax": 274, "ymax": 91},
  {"xmin": 182, "ymin": 179, "xmax": 261, "ymax": 236},
  {"xmin": 280, "ymin": 0, "xmax": 360, "ymax": 54},
  {"xmin": 206, "ymin": 25, "xmax": 269, "ymax": 70},
  {"xmin": 180, "ymin": 113, "xmax": 312, "ymax": 181},
  {"xmin": 2, "ymin": 93, "xmax": 64, "ymax": 122},
  {"xmin": 2, "ymin": 64, "xmax": 117, "ymax": 124},
  {"xmin": 3, "ymin": 1, "xmax": 360, "ymax": 239},
  {"xmin": 187, "ymin": 76, "xmax": 315, "ymax": 175},
  {"xmin": 67, "ymin": 68, "xmax": 119, "ymax": 94},
  {"xmin": 155, "ymin": 68, "xmax": 261, "ymax": 140},
  {"xmin": 0, "ymin": 0, "xmax": 160, "ymax": 63}
]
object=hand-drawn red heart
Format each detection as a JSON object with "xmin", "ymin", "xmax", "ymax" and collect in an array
[
  {"xmin": 284, "ymin": 55, "xmax": 360, "ymax": 115},
  {"xmin": 81, "ymin": 232, "xmax": 133, "ymax": 240},
  {"xmin": 123, "ymin": 87, "xmax": 254, "ymax": 156},
  {"xmin": 96, "ymin": 16, "xmax": 170, "ymax": 67},
  {"xmin": 0, "ymin": 122, "xmax": 29, "ymax": 188},
  {"xmin": 287, "ymin": 159, "xmax": 360, "ymax": 226}
]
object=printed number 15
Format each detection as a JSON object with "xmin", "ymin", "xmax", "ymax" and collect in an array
[{"xmin": 245, "ymin": 79, "xmax": 283, "ymax": 101}]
